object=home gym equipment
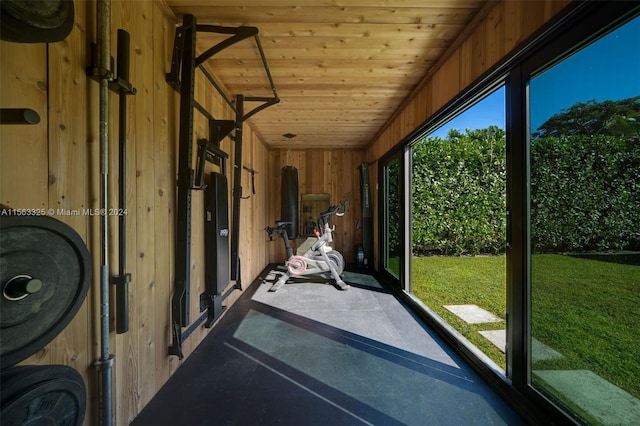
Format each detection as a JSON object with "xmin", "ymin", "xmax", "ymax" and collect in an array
[
  {"xmin": 1, "ymin": 365, "xmax": 86, "ymax": 426},
  {"xmin": 0, "ymin": 108, "xmax": 41, "ymax": 125},
  {"xmin": 265, "ymin": 193, "xmax": 351, "ymax": 292},
  {"xmin": 0, "ymin": 0, "xmax": 75, "ymax": 43},
  {"xmin": 0, "ymin": 214, "xmax": 90, "ymax": 425},
  {"xmin": 86, "ymin": 16, "xmax": 134, "ymax": 422},
  {"xmin": 111, "ymin": 29, "xmax": 136, "ymax": 335},
  {"xmin": 166, "ymin": 14, "xmax": 278, "ymax": 359},
  {"xmin": 0, "ymin": 215, "xmax": 91, "ymax": 368},
  {"xmin": 280, "ymin": 165, "xmax": 299, "ymax": 239},
  {"xmin": 358, "ymin": 162, "xmax": 374, "ymax": 268},
  {"xmin": 204, "ymin": 170, "xmax": 230, "ymax": 327}
]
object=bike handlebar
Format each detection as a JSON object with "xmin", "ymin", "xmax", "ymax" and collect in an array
[{"xmin": 319, "ymin": 192, "xmax": 351, "ymax": 219}]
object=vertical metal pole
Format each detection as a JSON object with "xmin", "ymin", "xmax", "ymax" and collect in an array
[
  {"xmin": 169, "ymin": 15, "xmax": 197, "ymax": 359},
  {"xmin": 96, "ymin": 1, "xmax": 114, "ymax": 425},
  {"xmin": 115, "ymin": 29, "xmax": 131, "ymax": 334},
  {"xmin": 230, "ymin": 95, "xmax": 243, "ymax": 285}
]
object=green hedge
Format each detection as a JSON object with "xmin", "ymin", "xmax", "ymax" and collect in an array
[
  {"xmin": 412, "ymin": 127, "xmax": 506, "ymax": 255},
  {"xmin": 531, "ymin": 135, "xmax": 640, "ymax": 252},
  {"xmin": 409, "ymin": 128, "xmax": 639, "ymax": 255}
]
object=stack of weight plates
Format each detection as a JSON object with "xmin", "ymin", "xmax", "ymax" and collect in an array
[{"xmin": 1, "ymin": 215, "xmax": 90, "ymax": 426}]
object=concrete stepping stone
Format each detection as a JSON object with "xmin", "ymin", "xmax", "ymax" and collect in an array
[
  {"xmin": 479, "ymin": 330, "xmax": 506, "ymax": 352},
  {"xmin": 478, "ymin": 330, "xmax": 565, "ymax": 362},
  {"xmin": 531, "ymin": 338, "xmax": 564, "ymax": 362},
  {"xmin": 444, "ymin": 304, "xmax": 502, "ymax": 324},
  {"xmin": 533, "ymin": 370, "xmax": 640, "ymax": 425}
]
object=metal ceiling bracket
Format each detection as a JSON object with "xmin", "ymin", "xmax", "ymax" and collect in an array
[{"xmin": 195, "ymin": 25, "xmax": 258, "ymax": 67}]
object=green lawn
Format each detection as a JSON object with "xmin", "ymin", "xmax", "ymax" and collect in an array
[
  {"xmin": 411, "ymin": 255, "xmax": 507, "ymax": 369},
  {"xmin": 410, "ymin": 254, "xmax": 640, "ymax": 399}
]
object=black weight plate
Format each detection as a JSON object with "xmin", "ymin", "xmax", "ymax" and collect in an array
[
  {"xmin": 0, "ymin": 0, "xmax": 75, "ymax": 43},
  {"xmin": 1, "ymin": 365, "xmax": 86, "ymax": 426},
  {"xmin": 0, "ymin": 215, "xmax": 91, "ymax": 367}
]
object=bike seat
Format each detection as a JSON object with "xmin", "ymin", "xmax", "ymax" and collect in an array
[{"xmin": 275, "ymin": 220, "xmax": 292, "ymax": 227}]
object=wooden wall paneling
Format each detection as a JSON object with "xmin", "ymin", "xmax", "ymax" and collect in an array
[
  {"xmin": 152, "ymin": 3, "xmax": 177, "ymax": 392},
  {"xmin": 459, "ymin": 20, "xmax": 486, "ymax": 90},
  {"xmin": 128, "ymin": 0, "xmax": 157, "ymax": 414},
  {"xmin": 256, "ymin": 135, "xmax": 268, "ymax": 273},
  {"xmin": 519, "ymin": 1, "xmax": 553, "ymax": 44},
  {"xmin": 431, "ymin": 49, "xmax": 461, "ymax": 115},
  {"xmin": 266, "ymin": 149, "xmax": 278, "ymax": 262},
  {"xmin": 246, "ymin": 131, "xmax": 258, "ymax": 282},
  {"xmin": 0, "ymin": 42, "xmax": 48, "ymax": 210},
  {"xmin": 337, "ymin": 150, "xmax": 352, "ymax": 261},
  {"xmin": 237, "ymin": 129, "xmax": 249, "ymax": 293},
  {"xmin": 321, "ymin": 151, "xmax": 333, "ymax": 195},
  {"xmin": 484, "ymin": 2, "xmax": 507, "ymax": 70},
  {"xmin": 503, "ymin": 0, "xmax": 525, "ymax": 53},
  {"xmin": 237, "ymin": 127, "xmax": 256, "ymax": 294},
  {"xmin": 293, "ymin": 150, "xmax": 305, "ymax": 195},
  {"xmin": 45, "ymin": 0, "xmax": 91, "ymax": 399}
]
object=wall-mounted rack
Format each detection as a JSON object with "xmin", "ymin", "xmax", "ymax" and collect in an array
[{"xmin": 165, "ymin": 14, "xmax": 279, "ymax": 359}]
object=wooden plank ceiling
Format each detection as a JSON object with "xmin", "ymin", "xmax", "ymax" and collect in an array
[{"xmin": 165, "ymin": 0, "xmax": 486, "ymax": 149}]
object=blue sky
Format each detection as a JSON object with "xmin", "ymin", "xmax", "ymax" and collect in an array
[
  {"xmin": 429, "ymin": 87, "xmax": 505, "ymax": 138},
  {"xmin": 530, "ymin": 15, "xmax": 640, "ymax": 131},
  {"xmin": 427, "ymin": 15, "xmax": 639, "ymax": 139}
]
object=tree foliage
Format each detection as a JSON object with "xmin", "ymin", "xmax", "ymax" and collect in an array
[{"xmin": 533, "ymin": 96, "xmax": 640, "ymax": 139}]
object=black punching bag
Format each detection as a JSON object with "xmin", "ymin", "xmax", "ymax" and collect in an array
[{"xmin": 281, "ymin": 166, "xmax": 299, "ymax": 239}]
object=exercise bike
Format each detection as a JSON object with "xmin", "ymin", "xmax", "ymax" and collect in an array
[{"xmin": 265, "ymin": 193, "xmax": 351, "ymax": 292}]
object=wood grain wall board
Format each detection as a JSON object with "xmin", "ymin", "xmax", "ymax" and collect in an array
[
  {"xmin": 129, "ymin": 0, "xmax": 158, "ymax": 413},
  {"xmin": 168, "ymin": 0, "xmax": 484, "ymax": 7},
  {"xmin": 45, "ymin": 0, "xmax": 91, "ymax": 396},
  {"xmin": 207, "ymin": 47, "xmax": 446, "ymax": 62},
  {"xmin": 192, "ymin": 22, "xmax": 466, "ymax": 40},
  {"xmin": 213, "ymin": 74, "xmax": 425, "ymax": 85},
  {"xmin": 170, "ymin": 6, "xmax": 479, "ymax": 25},
  {"xmin": 209, "ymin": 59, "xmax": 436, "ymax": 76},
  {"xmin": 256, "ymin": 94, "xmax": 408, "ymax": 103},
  {"xmin": 232, "ymin": 85, "xmax": 416, "ymax": 95},
  {"xmin": 152, "ymin": 4, "xmax": 174, "ymax": 393},
  {"xmin": 206, "ymin": 36, "xmax": 452, "ymax": 52},
  {"xmin": 0, "ymin": 42, "xmax": 48, "ymax": 210},
  {"xmin": 483, "ymin": 1, "xmax": 507, "ymax": 70}
]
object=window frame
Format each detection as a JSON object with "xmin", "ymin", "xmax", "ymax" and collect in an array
[{"xmin": 377, "ymin": 1, "xmax": 640, "ymax": 423}]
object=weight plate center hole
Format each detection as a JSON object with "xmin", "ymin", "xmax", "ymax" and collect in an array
[{"xmin": 3, "ymin": 275, "xmax": 43, "ymax": 301}]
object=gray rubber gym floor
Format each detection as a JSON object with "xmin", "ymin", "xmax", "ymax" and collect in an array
[{"xmin": 132, "ymin": 266, "xmax": 525, "ymax": 426}]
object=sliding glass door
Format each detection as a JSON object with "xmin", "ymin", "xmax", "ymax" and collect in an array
[
  {"xmin": 527, "ymin": 14, "xmax": 640, "ymax": 425},
  {"xmin": 377, "ymin": 3, "xmax": 639, "ymax": 424},
  {"xmin": 410, "ymin": 87, "xmax": 508, "ymax": 371},
  {"xmin": 381, "ymin": 151, "xmax": 405, "ymax": 287}
]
